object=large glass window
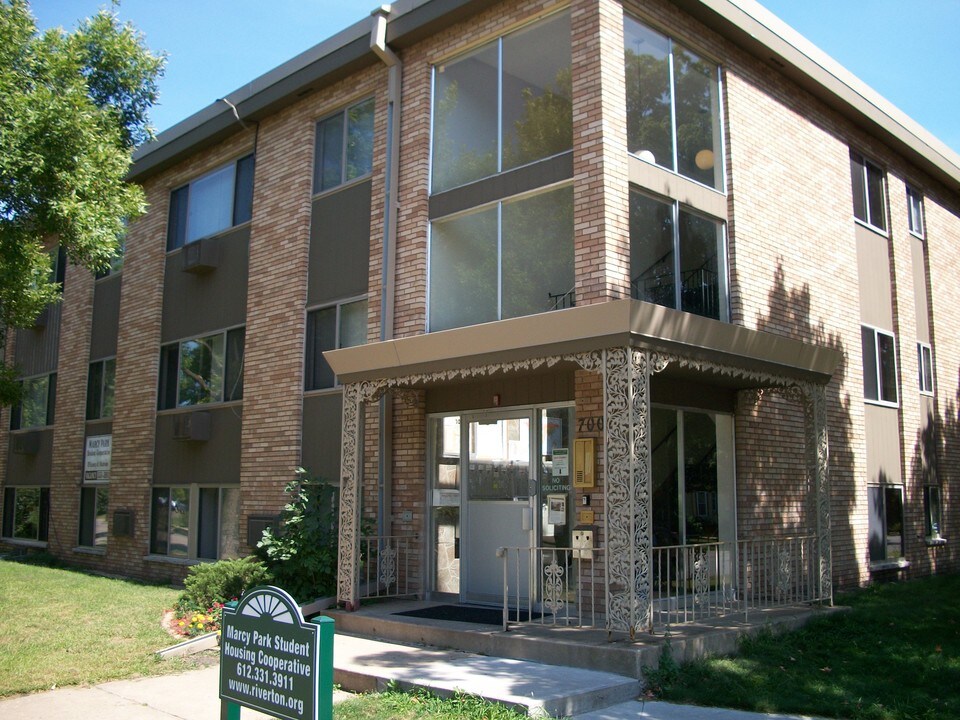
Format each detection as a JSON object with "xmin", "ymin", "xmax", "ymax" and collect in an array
[
  {"xmin": 431, "ymin": 11, "xmax": 571, "ymax": 193},
  {"xmin": 850, "ymin": 151, "xmax": 887, "ymax": 232},
  {"xmin": 429, "ymin": 185, "xmax": 574, "ymax": 332},
  {"xmin": 86, "ymin": 358, "xmax": 116, "ymax": 420},
  {"xmin": 624, "ymin": 16, "xmax": 723, "ymax": 190},
  {"xmin": 10, "ymin": 374, "xmax": 55, "ymax": 430},
  {"xmin": 2, "ymin": 487, "xmax": 50, "ymax": 542},
  {"xmin": 868, "ymin": 485, "xmax": 904, "ymax": 563},
  {"xmin": 304, "ymin": 298, "xmax": 368, "ymax": 390},
  {"xmin": 150, "ymin": 485, "xmax": 239, "ymax": 560},
  {"xmin": 651, "ymin": 408, "xmax": 719, "ymax": 546},
  {"xmin": 314, "ymin": 98, "xmax": 375, "ymax": 193},
  {"xmin": 167, "ymin": 154, "xmax": 255, "ymax": 251},
  {"xmin": 78, "ymin": 486, "xmax": 108, "ymax": 548},
  {"xmin": 861, "ymin": 326, "xmax": 898, "ymax": 405},
  {"xmin": 158, "ymin": 328, "xmax": 244, "ymax": 410},
  {"xmin": 630, "ymin": 189, "xmax": 727, "ymax": 321}
]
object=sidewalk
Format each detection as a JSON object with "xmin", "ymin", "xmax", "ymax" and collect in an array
[{"xmin": 0, "ymin": 633, "xmax": 828, "ymax": 720}]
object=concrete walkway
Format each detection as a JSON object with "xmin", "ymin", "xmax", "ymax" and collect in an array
[{"xmin": 0, "ymin": 632, "xmax": 829, "ymax": 720}]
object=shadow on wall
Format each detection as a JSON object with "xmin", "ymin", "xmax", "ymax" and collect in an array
[
  {"xmin": 740, "ymin": 261, "xmax": 858, "ymax": 589},
  {"xmin": 909, "ymin": 371, "xmax": 959, "ymax": 576}
]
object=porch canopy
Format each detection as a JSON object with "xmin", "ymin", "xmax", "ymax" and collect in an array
[{"xmin": 325, "ymin": 299, "xmax": 842, "ymax": 634}]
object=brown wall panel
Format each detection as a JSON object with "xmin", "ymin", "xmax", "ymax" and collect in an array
[
  {"xmin": 6, "ymin": 430, "xmax": 54, "ymax": 486},
  {"xmin": 153, "ymin": 406, "xmax": 242, "ymax": 486},
  {"xmin": 161, "ymin": 226, "xmax": 250, "ymax": 343},
  {"xmin": 308, "ymin": 181, "xmax": 372, "ymax": 307},
  {"xmin": 90, "ymin": 275, "xmax": 122, "ymax": 360},
  {"xmin": 14, "ymin": 304, "xmax": 61, "ymax": 376},
  {"xmin": 425, "ymin": 368, "xmax": 575, "ymax": 414},
  {"xmin": 301, "ymin": 392, "xmax": 344, "ymax": 482}
]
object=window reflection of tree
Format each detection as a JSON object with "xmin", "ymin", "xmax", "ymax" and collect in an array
[{"xmin": 178, "ymin": 334, "xmax": 224, "ymax": 406}]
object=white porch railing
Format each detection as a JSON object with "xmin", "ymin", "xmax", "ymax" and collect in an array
[
  {"xmin": 497, "ymin": 546, "xmax": 606, "ymax": 631},
  {"xmin": 500, "ymin": 535, "xmax": 824, "ymax": 632},
  {"xmin": 359, "ymin": 535, "xmax": 418, "ymax": 599}
]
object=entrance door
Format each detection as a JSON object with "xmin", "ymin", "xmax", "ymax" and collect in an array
[{"xmin": 462, "ymin": 412, "xmax": 535, "ymax": 604}]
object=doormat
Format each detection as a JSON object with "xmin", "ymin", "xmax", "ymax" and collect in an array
[{"xmin": 394, "ymin": 604, "xmax": 546, "ymax": 625}]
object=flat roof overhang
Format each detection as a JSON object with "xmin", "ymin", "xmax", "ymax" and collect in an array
[{"xmin": 324, "ymin": 299, "xmax": 841, "ymax": 389}]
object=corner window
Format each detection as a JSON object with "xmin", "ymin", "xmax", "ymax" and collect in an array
[
  {"xmin": 429, "ymin": 185, "xmax": 574, "ymax": 332},
  {"xmin": 86, "ymin": 358, "xmax": 116, "ymax": 420},
  {"xmin": 924, "ymin": 485, "xmax": 942, "ymax": 540},
  {"xmin": 158, "ymin": 328, "xmax": 244, "ymax": 410},
  {"xmin": 861, "ymin": 326, "xmax": 897, "ymax": 405},
  {"xmin": 2, "ymin": 487, "xmax": 50, "ymax": 542},
  {"xmin": 629, "ymin": 188, "xmax": 728, "ymax": 321},
  {"xmin": 167, "ymin": 154, "xmax": 255, "ymax": 251},
  {"xmin": 150, "ymin": 485, "xmax": 239, "ymax": 560},
  {"xmin": 78, "ymin": 486, "xmax": 108, "ymax": 548},
  {"xmin": 431, "ymin": 11, "xmax": 572, "ymax": 193},
  {"xmin": 305, "ymin": 298, "xmax": 368, "ymax": 390},
  {"xmin": 10, "ymin": 374, "xmax": 56, "ymax": 430},
  {"xmin": 917, "ymin": 342, "xmax": 934, "ymax": 395},
  {"xmin": 314, "ymin": 98, "xmax": 375, "ymax": 194},
  {"xmin": 850, "ymin": 151, "xmax": 887, "ymax": 232},
  {"xmin": 624, "ymin": 15, "xmax": 723, "ymax": 190},
  {"xmin": 868, "ymin": 485, "xmax": 903, "ymax": 563},
  {"xmin": 906, "ymin": 187, "xmax": 924, "ymax": 238}
]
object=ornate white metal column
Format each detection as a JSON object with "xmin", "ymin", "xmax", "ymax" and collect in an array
[
  {"xmin": 803, "ymin": 382, "xmax": 833, "ymax": 605},
  {"xmin": 337, "ymin": 383, "xmax": 364, "ymax": 610},
  {"xmin": 602, "ymin": 347, "xmax": 656, "ymax": 637}
]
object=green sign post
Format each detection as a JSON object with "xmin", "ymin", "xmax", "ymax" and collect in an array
[{"xmin": 219, "ymin": 586, "xmax": 333, "ymax": 720}]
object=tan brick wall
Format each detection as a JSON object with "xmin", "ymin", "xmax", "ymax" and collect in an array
[
  {"xmin": 47, "ymin": 263, "xmax": 95, "ymax": 561},
  {"xmin": 571, "ymin": 0, "xmax": 630, "ymax": 304},
  {"xmin": 237, "ymin": 66, "xmax": 386, "ymax": 555},
  {"xmin": 110, "ymin": 128, "xmax": 256, "ymax": 581}
]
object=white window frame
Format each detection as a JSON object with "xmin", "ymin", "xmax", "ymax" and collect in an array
[
  {"xmin": 906, "ymin": 186, "xmax": 925, "ymax": 238},
  {"xmin": 2, "ymin": 486, "xmax": 49, "ymax": 544},
  {"xmin": 313, "ymin": 97, "xmax": 375, "ymax": 195},
  {"xmin": 149, "ymin": 485, "xmax": 239, "ymax": 561},
  {"xmin": 923, "ymin": 485, "xmax": 943, "ymax": 542},
  {"xmin": 851, "ymin": 151, "xmax": 888, "ymax": 234},
  {"xmin": 917, "ymin": 342, "xmax": 934, "ymax": 395},
  {"xmin": 868, "ymin": 484, "xmax": 905, "ymax": 565},
  {"xmin": 304, "ymin": 296, "xmax": 369, "ymax": 391},
  {"xmin": 77, "ymin": 485, "xmax": 109, "ymax": 549},
  {"xmin": 861, "ymin": 325, "xmax": 899, "ymax": 407}
]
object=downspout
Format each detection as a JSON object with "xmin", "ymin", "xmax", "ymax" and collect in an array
[{"xmin": 371, "ymin": 5, "xmax": 401, "ymax": 542}]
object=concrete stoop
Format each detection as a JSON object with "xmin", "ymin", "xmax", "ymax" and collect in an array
[{"xmin": 333, "ymin": 634, "xmax": 640, "ymax": 718}]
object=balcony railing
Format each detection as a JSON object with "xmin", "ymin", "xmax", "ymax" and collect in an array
[{"xmin": 499, "ymin": 535, "xmax": 824, "ymax": 633}]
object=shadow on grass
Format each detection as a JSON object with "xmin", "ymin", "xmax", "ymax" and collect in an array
[{"xmin": 649, "ymin": 574, "xmax": 960, "ymax": 720}]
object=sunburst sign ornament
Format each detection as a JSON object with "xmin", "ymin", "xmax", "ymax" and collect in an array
[{"xmin": 219, "ymin": 586, "xmax": 334, "ymax": 720}]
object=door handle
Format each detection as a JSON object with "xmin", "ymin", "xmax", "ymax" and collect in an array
[{"xmin": 521, "ymin": 507, "xmax": 531, "ymax": 531}]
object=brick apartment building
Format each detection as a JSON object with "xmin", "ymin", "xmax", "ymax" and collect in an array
[{"xmin": 2, "ymin": 0, "xmax": 958, "ymax": 635}]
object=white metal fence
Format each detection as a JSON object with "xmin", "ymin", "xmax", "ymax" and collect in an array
[
  {"xmin": 359, "ymin": 535, "xmax": 418, "ymax": 599},
  {"xmin": 499, "ymin": 535, "xmax": 824, "ymax": 632}
]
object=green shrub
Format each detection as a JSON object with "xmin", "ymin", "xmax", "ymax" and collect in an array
[
  {"xmin": 255, "ymin": 468, "xmax": 339, "ymax": 603},
  {"xmin": 176, "ymin": 556, "xmax": 272, "ymax": 612}
]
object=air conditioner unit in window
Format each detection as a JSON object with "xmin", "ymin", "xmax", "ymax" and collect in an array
[
  {"xmin": 172, "ymin": 411, "xmax": 211, "ymax": 441},
  {"xmin": 11, "ymin": 431, "xmax": 41, "ymax": 455},
  {"xmin": 181, "ymin": 236, "xmax": 220, "ymax": 273}
]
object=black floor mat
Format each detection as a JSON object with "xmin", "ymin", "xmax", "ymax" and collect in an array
[
  {"xmin": 394, "ymin": 604, "xmax": 544, "ymax": 625},
  {"xmin": 394, "ymin": 604, "xmax": 502, "ymax": 624}
]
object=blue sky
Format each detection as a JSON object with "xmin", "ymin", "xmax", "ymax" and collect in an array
[{"xmin": 30, "ymin": 1, "xmax": 960, "ymax": 155}]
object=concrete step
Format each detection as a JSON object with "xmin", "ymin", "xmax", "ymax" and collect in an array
[{"xmin": 333, "ymin": 633, "xmax": 640, "ymax": 718}]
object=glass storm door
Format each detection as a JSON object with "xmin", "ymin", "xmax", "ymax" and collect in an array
[{"xmin": 462, "ymin": 412, "xmax": 535, "ymax": 604}]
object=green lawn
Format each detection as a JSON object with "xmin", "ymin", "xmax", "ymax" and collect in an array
[
  {"xmin": 0, "ymin": 559, "xmax": 197, "ymax": 696},
  {"xmin": 335, "ymin": 689, "xmax": 529, "ymax": 720},
  {"xmin": 648, "ymin": 573, "xmax": 960, "ymax": 720}
]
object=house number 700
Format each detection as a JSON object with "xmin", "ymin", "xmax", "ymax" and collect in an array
[{"xmin": 577, "ymin": 417, "xmax": 604, "ymax": 432}]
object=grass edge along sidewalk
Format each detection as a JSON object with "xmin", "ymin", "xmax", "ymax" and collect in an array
[{"xmin": 646, "ymin": 573, "xmax": 960, "ymax": 720}]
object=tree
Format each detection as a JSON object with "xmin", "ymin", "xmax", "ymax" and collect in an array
[{"xmin": 0, "ymin": 0, "xmax": 164, "ymax": 405}]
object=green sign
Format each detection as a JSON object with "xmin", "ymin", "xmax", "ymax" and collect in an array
[{"xmin": 219, "ymin": 586, "xmax": 333, "ymax": 720}]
